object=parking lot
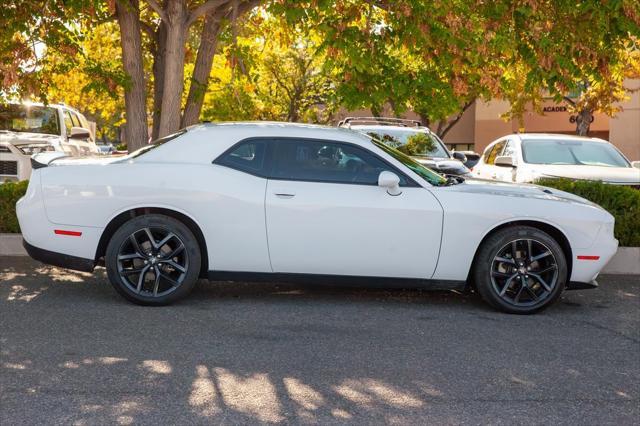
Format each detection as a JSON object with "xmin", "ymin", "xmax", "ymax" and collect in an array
[{"xmin": 1, "ymin": 256, "xmax": 638, "ymax": 425}]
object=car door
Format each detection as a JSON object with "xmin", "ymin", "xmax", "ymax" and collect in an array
[{"xmin": 264, "ymin": 138, "xmax": 443, "ymax": 279}]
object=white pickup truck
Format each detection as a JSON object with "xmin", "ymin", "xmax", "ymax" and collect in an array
[{"xmin": 0, "ymin": 103, "xmax": 100, "ymax": 182}]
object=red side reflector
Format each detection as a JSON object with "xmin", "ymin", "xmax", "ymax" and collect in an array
[
  {"xmin": 54, "ymin": 230, "xmax": 82, "ymax": 237},
  {"xmin": 577, "ymin": 255, "xmax": 600, "ymax": 260}
]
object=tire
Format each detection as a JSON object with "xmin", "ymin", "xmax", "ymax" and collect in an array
[
  {"xmin": 473, "ymin": 226, "xmax": 567, "ymax": 314},
  {"xmin": 105, "ymin": 214, "xmax": 201, "ymax": 305}
]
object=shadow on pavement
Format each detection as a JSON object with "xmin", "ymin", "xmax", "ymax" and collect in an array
[{"xmin": 1, "ymin": 256, "xmax": 638, "ymax": 424}]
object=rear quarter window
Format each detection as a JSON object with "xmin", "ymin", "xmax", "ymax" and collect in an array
[{"xmin": 214, "ymin": 139, "xmax": 269, "ymax": 177}]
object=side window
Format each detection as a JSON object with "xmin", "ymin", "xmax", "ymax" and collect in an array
[
  {"xmin": 486, "ymin": 140, "xmax": 506, "ymax": 165},
  {"xmin": 482, "ymin": 144, "xmax": 495, "ymax": 163},
  {"xmin": 215, "ymin": 140, "xmax": 268, "ymax": 176},
  {"xmin": 63, "ymin": 111, "xmax": 74, "ymax": 136},
  {"xmin": 502, "ymin": 140, "xmax": 517, "ymax": 158},
  {"xmin": 271, "ymin": 139, "xmax": 407, "ymax": 186},
  {"xmin": 70, "ymin": 112, "xmax": 81, "ymax": 127},
  {"xmin": 77, "ymin": 113, "xmax": 90, "ymax": 129}
]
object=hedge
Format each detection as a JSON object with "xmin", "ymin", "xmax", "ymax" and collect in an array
[
  {"xmin": 0, "ymin": 180, "xmax": 28, "ymax": 233},
  {"xmin": 1, "ymin": 177, "xmax": 638, "ymax": 246},
  {"xmin": 537, "ymin": 178, "xmax": 640, "ymax": 247}
]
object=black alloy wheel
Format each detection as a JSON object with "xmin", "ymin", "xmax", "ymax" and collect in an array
[
  {"xmin": 106, "ymin": 214, "xmax": 201, "ymax": 305},
  {"xmin": 474, "ymin": 226, "xmax": 567, "ymax": 314}
]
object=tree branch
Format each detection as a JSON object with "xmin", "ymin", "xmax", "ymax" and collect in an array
[
  {"xmin": 187, "ymin": 0, "xmax": 230, "ymax": 26},
  {"xmin": 144, "ymin": 0, "xmax": 167, "ymax": 21},
  {"xmin": 438, "ymin": 99, "xmax": 474, "ymax": 138},
  {"xmin": 563, "ymin": 96, "xmax": 576, "ymax": 106}
]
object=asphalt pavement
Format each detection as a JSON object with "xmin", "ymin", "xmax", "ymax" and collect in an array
[{"xmin": 1, "ymin": 256, "xmax": 638, "ymax": 425}]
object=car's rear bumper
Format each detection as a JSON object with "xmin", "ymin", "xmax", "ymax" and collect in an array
[{"xmin": 23, "ymin": 239, "xmax": 95, "ymax": 272}]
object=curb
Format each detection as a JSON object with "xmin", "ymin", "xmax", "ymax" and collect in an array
[
  {"xmin": 1, "ymin": 233, "xmax": 639, "ymax": 275},
  {"xmin": 601, "ymin": 247, "xmax": 640, "ymax": 275},
  {"xmin": 0, "ymin": 233, "xmax": 26, "ymax": 256}
]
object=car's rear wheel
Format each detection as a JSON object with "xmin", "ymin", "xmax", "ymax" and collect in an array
[
  {"xmin": 105, "ymin": 214, "xmax": 201, "ymax": 305},
  {"xmin": 474, "ymin": 226, "xmax": 567, "ymax": 314}
]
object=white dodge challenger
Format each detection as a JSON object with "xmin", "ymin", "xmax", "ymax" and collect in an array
[{"xmin": 17, "ymin": 123, "xmax": 618, "ymax": 313}]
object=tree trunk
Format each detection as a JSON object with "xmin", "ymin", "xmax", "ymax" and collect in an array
[
  {"xmin": 151, "ymin": 22, "xmax": 167, "ymax": 141},
  {"xmin": 181, "ymin": 14, "xmax": 222, "ymax": 128},
  {"xmin": 157, "ymin": 0, "xmax": 188, "ymax": 138},
  {"xmin": 575, "ymin": 108, "xmax": 593, "ymax": 136},
  {"xmin": 116, "ymin": 0, "xmax": 147, "ymax": 151},
  {"xmin": 418, "ymin": 113, "xmax": 430, "ymax": 127}
]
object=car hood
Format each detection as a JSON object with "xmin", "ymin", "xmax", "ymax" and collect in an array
[
  {"xmin": 451, "ymin": 178, "xmax": 602, "ymax": 209},
  {"xmin": 532, "ymin": 164, "xmax": 640, "ymax": 184},
  {"xmin": 414, "ymin": 157, "xmax": 470, "ymax": 175},
  {"xmin": 0, "ymin": 130, "xmax": 61, "ymax": 145}
]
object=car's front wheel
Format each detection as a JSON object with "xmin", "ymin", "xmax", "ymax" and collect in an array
[
  {"xmin": 474, "ymin": 226, "xmax": 567, "ymax": 314},
  {"xmin": 105, "ymin": 214, "xmax": 201, "ymax": 305}
]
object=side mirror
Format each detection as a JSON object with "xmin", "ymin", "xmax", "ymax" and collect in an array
[
  {"xmin": 70, "ymin": 127, "xmax": 91, "ymax": 140},
  {"xmin": 452, "ymin": 151, "xmax": 467, "ymax": 163},
  {"xmin": 495, "ymin": 155, "xmax": 517, "ymax": 168},
  {"xmin": 631, "ymin": 161, "xmax": 640, "ymax": 169},
  {"xmin": 378, "ymin": 171, "xmax": 402, "ymax": 196}
]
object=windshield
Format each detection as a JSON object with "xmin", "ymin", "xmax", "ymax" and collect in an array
[
  {"xmin": 522, "ymin": 139, "xmax": 630, "ymax": 167},
  {"xmin": 358, "ymin": 127, "xmax": 450, "ymax": 158},
  {"xmin": 0, "ymin": 104, "xmax": 60, "ymax": 135},
  {"xmin": 371, "ymin": 138, "xmax": 447, "ymax": 186}
]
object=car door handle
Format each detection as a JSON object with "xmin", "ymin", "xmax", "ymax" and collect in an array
[{"xmin": 274, "ymin": 192, "xmax": 295, "ymax": 198}]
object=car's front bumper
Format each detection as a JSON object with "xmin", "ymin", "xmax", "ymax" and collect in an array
[
  {"xmin": 0, "ymin": 143, "xmax": 31, "ymax": 181},
  {"xmin": 566, "ymin": 279, "xmax": 598, "ymax": 290},
  {"xmin": 570, "ymin": 221, "xmax": 618, "ymax": 285}
]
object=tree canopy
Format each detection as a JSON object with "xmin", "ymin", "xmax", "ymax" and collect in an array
[{"xmin": 1, "ymin": 0, "xmax": 639, "ymax": 144}]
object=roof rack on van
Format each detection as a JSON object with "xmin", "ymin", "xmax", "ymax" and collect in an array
[{"xmin": 338, "ymin": 117, "xmax": 422, "ymax": 128}]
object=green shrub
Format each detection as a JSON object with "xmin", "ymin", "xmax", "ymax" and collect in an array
[
  {"xmin": 537, "ymin": 178, "xmax": 640, "ymax": 247},
  {"xmin": 0, "ymin": 180, "xmax": 28, "ymax": 233}
]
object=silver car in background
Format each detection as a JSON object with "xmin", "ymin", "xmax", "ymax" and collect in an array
[{"xmin": 338, "ymin": 117, "xmax": 471, "ymax": 177}]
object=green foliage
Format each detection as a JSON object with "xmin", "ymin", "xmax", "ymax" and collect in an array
[
  {"xmin": 537, "ymin": 178, "xmax": 640, "ymax": 247},
  {"xmin": 399, "ymin": 133, "xmax": 436, "ymax": 156},
  {"xmin": 0, "ymin": 180, "xmax": 28, "ymax": 233},
  {"xmin": 274, "ymin": 1, "xmax": 640, "ymax": 130},
  {"xmin": 45, "ymin": 22, "xmax": 126, "ymax": 141},
  {"xmin": 0, "ymin": 1, "xmax": 108, "ymax": 100},
  {"xmin": 201, "ymin": 12, "xmax": 334, "ymax": 123}
]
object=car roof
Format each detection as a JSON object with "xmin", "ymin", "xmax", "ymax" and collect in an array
[
  {"xmin": 511, "ymin": 133, "xmax": 609, "ymax": 143},
  {"xmin": 3, "ymin": 102, "xmax": 82, "ymax": 114},
  {"xmin": 135, "ymin": 121, "xmax": 387, "ymax": 165},
  {"xmin": 193, "ymin": 121, "xmax": 361, "ymax": 136},
  {"xmin": 348, "ymin": 124, "xmax": 431, "ymax": 133},
  {"xmin": 184, "ymin": 121, "xmax": 371, "ymax": 145}
]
